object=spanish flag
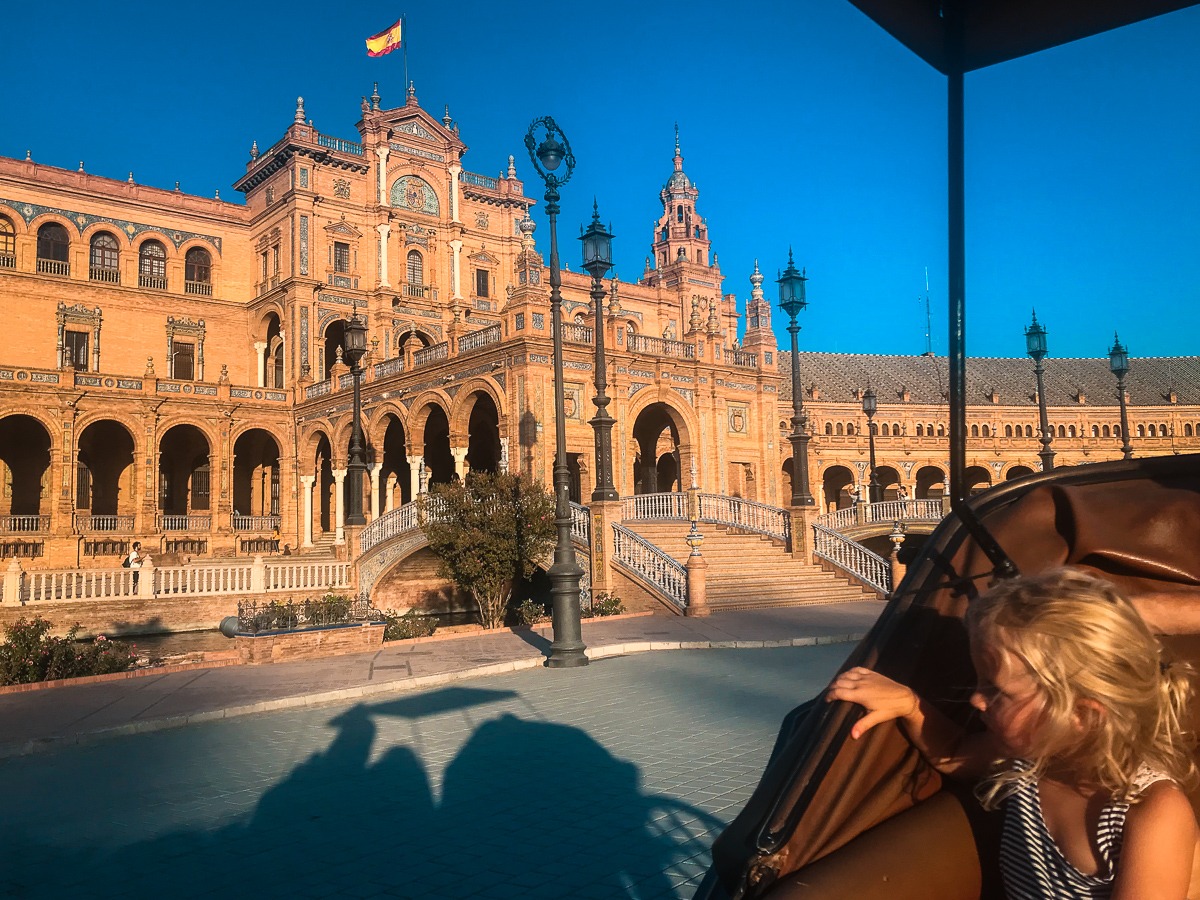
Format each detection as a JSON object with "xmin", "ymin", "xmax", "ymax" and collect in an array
[{"xmin": 366, "ymin": 18, "xmax": 403, "ymax": 57}]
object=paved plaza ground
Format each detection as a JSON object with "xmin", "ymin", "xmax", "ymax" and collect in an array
[{"xmin": 0, "ymin": 604, "xmax": 884, "ymax": 899}]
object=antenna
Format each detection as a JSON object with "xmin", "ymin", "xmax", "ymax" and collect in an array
[{"xmin": 923, "ymin": 266, "xmax": 933, "ymax": 356}]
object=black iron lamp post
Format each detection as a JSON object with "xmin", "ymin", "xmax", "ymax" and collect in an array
[
  {"xmin": 580, "ymin": 201, "xmax": 617, "ymax": 502},
  {"xmin": 777, "ymin": 251, "xmax": 815, "ymax": 506},
  {"xmin": 1108, "ymin": 333, "xmax": 1134, "ymax": 460},
  {"xmin": 1024, "ymin": 310, "xmax": 1055, "ymax": 471},
  {"xmin": 344, "ymin": 310, "xmax": 368, "ymax": 526},
  {"xmin": 525, "ymin": 116, "xmax": 587, "ymax": 668},
  {"xmin": 862, "ymin": 386, "xmax": 882, "ymax": 503}
]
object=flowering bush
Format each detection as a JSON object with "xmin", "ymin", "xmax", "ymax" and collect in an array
[
  {"xmin": 0, "ymin": 617, "xmax": 138, "ymax": 686},
  {"xmin": 381, "ymin": 609, "xmax": 438, "ymax": 641},
  {"xmin": 514, "ymin": 599, "xmax": 549, "ymax": 626},
  {"xmin": 588, "ymin": 592, "xmax": 625, "ymax": 618}
]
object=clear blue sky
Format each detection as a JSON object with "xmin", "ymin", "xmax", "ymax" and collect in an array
[{"xmin": 4, "ymin": 1, "xmax": 1197, "ymax": 361}]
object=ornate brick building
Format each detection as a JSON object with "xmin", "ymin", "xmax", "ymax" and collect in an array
[{"xmin": 0, "ymin": 87, "xmax": 1196, "ymax": 569}]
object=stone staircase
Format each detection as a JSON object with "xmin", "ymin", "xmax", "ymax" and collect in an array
[{"xmin": 623, "ymin": 520, "xmax": 877, "ymax": 612}]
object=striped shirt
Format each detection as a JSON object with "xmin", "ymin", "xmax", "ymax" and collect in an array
[{"xmin": 999, "ymin": 761, "xmax": 1170, "ymax": 899}]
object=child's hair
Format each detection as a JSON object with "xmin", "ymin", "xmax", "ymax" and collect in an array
[{"xmin": 965, "ymin": 567, "xmax": 1196, "ymax": 807}]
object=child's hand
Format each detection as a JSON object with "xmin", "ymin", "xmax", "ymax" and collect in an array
[{"xmin": 826, "ymin": 667, "xmax": 920, "ymax": 740}]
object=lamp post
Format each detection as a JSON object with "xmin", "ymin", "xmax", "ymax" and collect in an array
[
  {"xmin": 862, "ymin": 386, "xmax": 882, "ymax": 503},
  {"xmin": 1024, "ymin": 310, "xmax": 1055, "ymax": 471},
  {"xmin": 580, "ymin": 201, "xmax": 617, "ymax": 502},
  {"xmin": 776, "ymin": 250, "xmax": 815, "ymax": 506},
  {"xmin": 525, "ymin": 116, "xmax": 587, "ymax": 668},
  {"xmin": 1108, "ymin": 333, "xmax": 1134, "ymax": 460},
  {"xmin": 343, "ymin": 310, "xmax": 368, "ymax": 526}
]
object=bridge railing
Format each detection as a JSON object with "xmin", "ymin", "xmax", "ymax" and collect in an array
[
  {"xmin": 697, "ymin": 493, "xmax": 790, "ymax": 542},
  {"xmin": 570, "ymin": 502, "xmax": 590, "ymax": 546},
  {"xmin": 621, "ymin": 492, "xmax": 686, "ymax": 521},
  {"xmin": 811, "ymin": 523, "xmax": 891, "ymax": 595},
  {"xmin": 611, "ymin": 523, "xmax": 687, "ymax": 612},
  {"xmin": 814, "ymin": 499, "xmax": 944, "ymax": 530}
]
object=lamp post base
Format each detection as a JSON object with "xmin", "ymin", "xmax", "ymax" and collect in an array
[{"xmin": 545, "ymin": 556, "xmax": 588, "ymax": 668}]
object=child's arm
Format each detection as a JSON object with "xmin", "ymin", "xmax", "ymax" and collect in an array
[
  {"xmin": 826, "ymin": 667, "xmax": 997, "ymax": 780},
  {"xmin": 1112, "ymin": 780, "xmax": 1198, "ymax": 900}
]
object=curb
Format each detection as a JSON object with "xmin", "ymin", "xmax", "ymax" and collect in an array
[{"xmin": 0, "ymin": 632, "xmax": 865, "ymax": 759}]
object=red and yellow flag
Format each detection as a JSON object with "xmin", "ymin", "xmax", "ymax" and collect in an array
[{"xmin": 366, "ymin": 19, "xmax": 403, "ymax": 57}]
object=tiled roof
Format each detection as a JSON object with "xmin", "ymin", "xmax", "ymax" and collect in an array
[{"xmin": 778, "ymin": 352, "xmax": 1200, "ymax": 408}]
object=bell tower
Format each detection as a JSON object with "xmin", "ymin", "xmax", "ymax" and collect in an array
[{"xmin": 645, "ymin": 125, "xmax": 712, "ymax": 278}]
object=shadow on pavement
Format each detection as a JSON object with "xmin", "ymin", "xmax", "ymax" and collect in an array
[{"xmin": 1, "ymin": 686, "xmax": 722, "ymax": 899}]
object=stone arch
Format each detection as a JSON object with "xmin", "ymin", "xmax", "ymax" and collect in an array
[
  {"xmin": 0, "ymin": 414, "xmax": 53, "ymax": 518},
  {"xmin": 915, "ymin": 465, "xmax": 946, "ymax": 500},
  {"xmin": 158, "ymin": 423, "xmax": 212, "ymax": 515},
  {"xmin": 1006, "ymin": 464, "xmax": 1035, "ymax": 481},
  {"xmin": 874, "ymin": 465, "xmax": 901, "ymax": 499},
  {"xmin": 821, "ymin": 465, "xmax": 855, "ymax": 512},
  {"xmin": 449, "ymin": 377, "xmax": 507, "ymax": 436},
  {"xmin": 312, "ymin": 432, "xmax": 334, "ymax": 535},
  {"xmin": 964, "ymin": 465, "xmax": 992, "ymax": 495},
  {"xmin": 76, "ymin": 419, "xmax": 137, "ymax": 518},
  {"xmin": 232, "ymin": 428, "xmax": 282, "ymax": 518},
  {"xmin": 627, "ymin": 397, "xmax": 695, "ymax": 495},
  {"xmin": 421, "ymin": 405, "xmax": 454, "ymax": 487},
  {"xmin": 463, "ymin": 392, "xmax": 502, "ymax": 476},
  {"xmin": 321, "ymin": 318, "xmax": 349, "ymax": 379},
  {"xmin": 378, "ymin": 413, "xmax": 411, "ymax": 511}
]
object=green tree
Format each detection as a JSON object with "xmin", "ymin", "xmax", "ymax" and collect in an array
[{"xmin": 419, "ymin": 472, "xmax": 557, "ymax": 629}]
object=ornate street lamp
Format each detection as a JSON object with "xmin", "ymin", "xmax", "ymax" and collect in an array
[
  {"xmin": 343, "ymin": 309, "xmax": 368, "ymax": 526},
  {"xmin": 1108, "ymin": 333, "xmax": 1134, "ymax": 460},
  {"xmin": 862, "ymin": 386, "xmax": 882, "ymax": 503},
  {"xmin": 580, "ymin": 201, "xmax": 617, "ymax": 502},
  {"xmin": 1024, "ymin": 310, "xmax": 1055, "ymax": 471},
  {"xmin": 525, "ymin": 116, "xmax": 587, "ymax": 668},
  {"xmin": 777, "ymin": 250, "xmax": 814, "ymax": 506}
]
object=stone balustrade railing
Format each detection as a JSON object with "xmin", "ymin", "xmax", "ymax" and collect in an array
[
  {"xmin": 611, "ymin": 523, "xmax": 687, "ymax": 611},
  {"xmin": 811, "ymin": 523, "xmax": 891, "ymax": 595},
  {"xmin": 628, "ymin": 333, "xmax": 696, "ymax": 360}
]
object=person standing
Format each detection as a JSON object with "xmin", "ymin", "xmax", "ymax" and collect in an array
[{"xmin": 127, "ymin": 541, "xmax": 143, "ymax": 593}]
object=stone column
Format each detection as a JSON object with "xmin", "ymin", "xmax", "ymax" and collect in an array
[
  {"xmin": 299, "ymin": 475, "xmax": 315, "ymax": 548},
  {"xmin": 376, "ymin": 146, "xmax": 390, "ymax": 206},
  {"xmin": 448, "ymin": 163, "xmax": 461, "ymax": 223},
  {"xmin": 586, "ymin": 500, "xmax": 622, "ymax": 594},
  {"xmin": 332, "ymin": 468, "xmax": 346, "ymax": 545},
  {"xmin": 376, "ymin": 224, "xmax": 391, "ymax": 287},
  {"xmin": 409, "ymin": 456, "xmax": 424, "ymax": 499},
  {"xmin": 254, "ymin": 341, "xmax": 267, "ymax": 387},
  {"xmin": 451, "ymin": 447, "xmax": 469, "ymax": 481},
  {"xmin": 788, "ymin": 505, "xmax": 817, "ymax": 562},
  {"xmin": 684, "ymin": 521, "xmax": 709, "ymax": 617},
  {"xmin": 368, "ymin": 465, "xmax": 381, "ymax": 520},
  {"xmin": 450, "ymin": 239, "xmax": 463, "ymax": 300},
  {"xmin": 2, "ymin": 559, "xmax": 22, "ymax": 606},
  {"xmin": 385, "ymin": 473, "xmax": 398, "ymax": 512}
]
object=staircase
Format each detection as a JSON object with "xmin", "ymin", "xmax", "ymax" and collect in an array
[
  {"xmin": 303, "ymin": 532, "xmax": 339, "ymax": 559},
  {"xmin": 623, "ymin": 521, "xmax": 877, "ymax": 612}
]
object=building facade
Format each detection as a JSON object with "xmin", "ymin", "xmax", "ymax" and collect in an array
[{"xmin": 0, "ymin": 86, "xmax": 1196, "ymax": 569}]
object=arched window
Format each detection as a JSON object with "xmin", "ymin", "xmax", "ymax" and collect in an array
[
  {"xmin": 835, "ymin": 422, "xmax": 843, "ymax": 436},
  {"xmin": 36, "ymin": 222, "xmax": 70, "ymax": 274},
  {"xmin": 881, "ymin": 423, "xmax": 890, "ymax": 436},
  {"xmin": 1160, "ymin": 424, "xmax": 1169, "ymax": 437},
  {"xmin": 916, "ymin": 424, "xmax": 924, "ymax": 437},
  {"xmin": 89, "ymin": 232, "xmax": 119, "ymax": 281},
  {"xmin": 971, "ymin": 424, "xmax": 979, "ymax": 437},
  {"xmin": 139, "ymin": 240, "xmax": 167, "ymax": 289},
  {"xmin": 1058, "ymin": 425, "xmax": 1067, "ymax": 438},
  {"xmin": 847, "ymin": 423, "xmax": 856, "ymax": 436},
  {"xmin": 1067, "ymin": 425, "xmax": 1076, "ymax": 438},
  {"xmin": 825, "ymin": 422, "xmax": 833, "ymax": 435},
  {"xmin": 937, "ymin": 424, "xmax": 946, "ymax": 437},
  {"xmin": 1004, "ymin": 425, "xmax": 1013, "ymax": 437},
  {"xmin": 185, "ymin": 248, "xmax": 212, "ymax": 294},
  {"xmin": 1136, "ymin": 424, "xmax": 1146, "ymax": 438},
  {"xmin": 676, "ymin": 204, "xmax": 684, "ymax": 223},
  {"xmin": 406, "ymin": 250, "xmax": 423, "ymax": 287},
  {"xmin": 1091, "ymin": 425, "xmax": 1100, "ymax": 437},
  {"xmin": 0, "ymin": 215, "xmax": 15, "ymax": 264},
  {"xmin": 1185, "ymin": 424, "xmax": 1194, "ymax": 437},
  {"xmin": 981, "ymin": 424, "xmax": 991, "ymax": 437},
  {"xmin": 660, "ymin": 227, "xmax": 667, "ymax": 242},
  {"xmin": 1103, "ymin": 425, "xmax": 1111, "ymax": 437},
  {"xmin": 1025, "ymin": 425, "xmax": 1033, "ymax": 437},
  {"xmin": 1114, "ymin": 424, "xmax": 1122, "ymax": 438}
]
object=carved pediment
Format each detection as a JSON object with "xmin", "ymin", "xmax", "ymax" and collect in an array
[
  {"xmin": 468, "ymin": 250, "xmax": 499, "ymax": 265},
  {"xmin": 323, "ymin": 220, "xmax": 363, "ymax": 238}
]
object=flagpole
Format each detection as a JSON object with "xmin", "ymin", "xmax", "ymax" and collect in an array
[{"xmin": 403, "ymin": 15, "xmax": 409, "ymax": 94}]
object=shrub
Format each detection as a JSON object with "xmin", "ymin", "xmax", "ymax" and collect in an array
[
  {"xmin": 588, "ymin": 592, "xmax": 625, "ymax": 618},
  {"xmin": 0, "ymin": 617, "xmax": 138, "ymax": 686},
  {"xmin": 382, "ymin": 610, "xmax": 438, "ymax": 641},
  {"xmin": 249, "ymin": 600, "xmax": 300, "ymax": 633},
  {"xmin": 303, "ymin": 593, "xmax": 353, "ymax": 627},
  {"xmin": 514, "ymin": 599, "xmax": 549, "ymax": 626}
]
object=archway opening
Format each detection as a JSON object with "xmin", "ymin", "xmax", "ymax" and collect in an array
[
  {"xmin": 76, "ymin": 421, "xmax": 136, "ymax": 517},
  {"xmin": 964, "ymin": 465, "xmax": 993, "ymax": 496},
  {"xmin": 822, "ymin": 465, "xmax": 855, "ymax": 512},
  {"xmin": 159, "ymin": 424, "xmax": 211, "ymax": 516},
  {"xmin": 631, "ymin": 402, "xmax": 685, "ymax": 495},
  {"xmin": 423, "ymin": 406, "xmax": 454, "ymax": 487},
  {"xmin": 381, "ymin": 415, "xmax": 410, "ymax": 511},
  {"xmin": 466, "ymin": 393, "xmax": 501, "ymax": 476},
  {"xmin": 233, "ymin": 429, "xmax": 281, "ymax": 519},
  {"xmin": 1006, "ymin": 465, "xmax": 1035, "ymax": 481},
  {"xmin": 0, "ymin": 415, "xmax": 52, "ymax": 518},
  {"xmin": 315, "ymin": 434, "xmax": 333, "ymax": 535},
  {"xmin": 322, "ymin": 320, "xmax": 347, "ymax": 379},
  {"xmin": 874, "ymin": 465, "xmax": 901, "ymax": 500},
  {"xmin": 915, "ymin": 465, "xmax": 946, "ymax": 500}
]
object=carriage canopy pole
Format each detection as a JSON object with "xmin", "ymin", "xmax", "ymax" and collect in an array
[{"xmin": 946, "ymin": 5, "xmax": 968, "ymax": 507}]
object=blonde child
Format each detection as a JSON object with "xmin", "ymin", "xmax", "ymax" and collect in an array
[{"xmin": 827, "ymin": 568, "xmax": 1200, "ymax": 898}]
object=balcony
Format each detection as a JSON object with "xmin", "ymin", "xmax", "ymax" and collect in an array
[
  {"xmin": 414, "ymin": 342, "xmax": 449, "ymax": 366},
  {"xmin": 232, "ymin": 514, "xmax": 281, "ymax": 532},
  {"xmin": 562, "ymin": 323, "xmax": 593, "ymax": 345},
  {"xmin": 74, "ymin": 514, "xmax": 135, "ymax": 532},
  {"xmin": 373, "ymin": 357, "xmax": 405, "ymax": 378},
  {"xmin": 185, "ymin": 280, "xmax": 213, "ymax": 296},
  {"xmin": 729, "ymin": 348, "xmax": 759, "ymax": 368},
  {"xmin": 0, "ymin": 515, "xmax": 50, "ymax": 534},
  {"xmin": 305, "ymin": 379, "xmax": 332, "ymax": 400},
  {"xmin": 89, "ymin": 266, "xmax": 120, "ymax": 284},
  {"xmin": 139, "ymin": 273, "xmax": 167, "ymax": 290},
  {"xmin": 158, "ymin": 514, "xmax": 212, "ymax": 532},
  {"xmin": 0, "ymin": 253, "xmax": 14, "ymax": 269},
  {"xmin": 628, "ymin": 333, "xmax": 696, "ymax": 360},
  {"xmin": 458, "ymin": 324, "xmax": 502, "ymax": 354},
  {"xmin": 36, "ymin": 258, "xmax": 69, "ymax": 276},
  {"xmin": 400, "ymin": 282, "xmax": 438, "ymax": 302}
]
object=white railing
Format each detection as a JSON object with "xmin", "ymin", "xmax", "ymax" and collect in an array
[
  {"xmin": 1, "ymin": 515, "xmax": 50, "ymax": 533},
  {"xmin": 0, "ymin": 253, "xmax": 15, "ymax": 269},
  {"xmin": 155, "ymin": 564, "xmax": 253, "ymax": 596},
  {"xmin": 612, "ymin": 523, "xmax": 687, "ymax": 611},
  {"xmin": 865, "ymin": 499, "xmax": 943, "ymax": 523},
  {"xmin": 374, "ymin": 357, "xmax": 405, "ymax": 378},
  {"xmin": 458, "ymin": 323, "xmax": 502, "ymax": 353},
  {"xmin": 339, "ymin": 373, "xmax": 356, "ymax": 389},
  {"xmin": 37, "ymin": 259, "xmax": 69, "ymax": 276},
  {"xmin": 562, "ymin": 323, "xmax": 593, "ymax": 344},
  {"xmin": 621, "ymin": 492, "xmax": 687, "ymax": 521},
  {"xmin": 570, "ymin": 502, "xmax": 590, "ymax": 545},
  {"xmin": 23, "ymin": 569, "xmax": 137, "ymax": 601},
  {"xmin": 812, "ymin": 523, "xmax": 891, "ymax": 595},
  {"xmin": 729, "ymin": 348, "xmax": 758, "ymax": 368},
  {"xmin": 138, "ymin": 273, "xmax": 167, "ymax": 290},
  {"xmin": 815, "ymin": 507, "xmax": 859, "ymax": 531},
  {"xmin": 414, "ymin": 342, "xmax": 449, "ymax": 366},
  {"xmin": 89, "ymin": 266, "xmax": 120, "ymax": 283},
  {"xmin": 158, "ymin": 514, "xmax": 212, "ymax": 532},
  {"xmin": 697, "ymin": 494, "xmax": 790, "ymax": 542},
  {"xmin": 628, "ymin": 333, "xmax": 696, "ymax": 359},
  {"xmin": 305, "ymin": 379, "xmax": 332, "ymax": 399},
  {"xmin": 73, "ymin": 514, "xmax": 135, "ymax": 532},
  {"xmin": 232, "ymin": 515, "xmax": 280, "ymax": 532},
  {"xmin": 359, "ymin": 500, "xmax": 423, "ymax": 553},
  {"xmin": 265, "ymin": 562, "xmax": 352, "ymax": 592}
]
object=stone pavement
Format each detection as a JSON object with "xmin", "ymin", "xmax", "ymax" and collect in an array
[
  {"xmin": 0, "ymin": 608, "xmax": 878, "ymax": 899},
  {"xmin": 0, "ymin": 601, "xmax": 884, "ymax": 758}
]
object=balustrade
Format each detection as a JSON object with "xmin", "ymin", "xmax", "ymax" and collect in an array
[
  {"xmin": 611, "ymin": 524, "xmax": 687, "ymax": 611},
  {"xmin": 458, "ymin": 324, "xmax": 502, "ymax": 353},
  {"xmin": 36, "ymin": 259, "xmax": 69, "ymax": 276},
  {"xmin": 413, "ymin": 342, "xmax": 449, "ymax": 366},
  {"xmin": 627, "ymin": 333, "xmax": 695, "ymax": 360},
  {"xmin": 0, "ymin": 515, "xmax": 50, "ymax": 533},
  {"xmin": 621, "ymin": 493, "xmax": 686, "ymax": 521},
  {"xmin": 73, "ymin": 514, "xmax": 135, "ymax": 532},
  {"xmin": 305, "ymin": 379, "xmax": 332, "ymax": 399},
  {"xmin": 696, "ymin": 493, "xmax": 790, "ymax": 542},
  {"xmin": 562, "ymin": 323, "xmax": 593, "ymax": 344},
  {"xmin": 811, "ymin": 523, "xmax": 891, "ymax": 594},
  {"xmin": 570, "ymin": 502, "xmax": 590, "ymax": 545},
  {"xmin": 373, "ymin": 357, "xmax": 405, "ymax": 378},
  {"xmin": 729, "ymin": 348, "xmax": 759, "ymax": 368},
  {"xmin": 157, "ymin": 514, "xmax": 212, "ymax": 532},
  {"xmin": 232, "ymin": 515, "xmax": 281, "ymax": 532}
]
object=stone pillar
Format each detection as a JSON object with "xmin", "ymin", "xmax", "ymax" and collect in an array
[
  {"xmin": 586, "ymin": 500, "xmax": 622, "ymax": 594},
  {"xmin": 376, "ymin": 223, "xmax": 391, "ymax": 287},
  {"xmin": 254, "ymin": 341, "xmax": 267, "ymax": 387},
  {"xmin": 450, "ymin": 447, "xmax": 469, "ymax": 481},
  {"xmin": 448, "ymin": 163, "xmax": 461, "ymax": 223},
  {"xmin": 788, "ymin": 505, "xmax": 817, "ymax": 562},
  {"xmin": 368, "ymin": 466, "xmax": 381, "ymax": 520},
  {"xmin": 385, "ymin": 473, "xmax": 398, "ymax": 512},
  {"xmin": 250, "ymin": 555, "xmax": 267, "ymax": 593},
  {"xmin": 2, "ymin": 559, "xmax": 22, "ymax": 606},
  {"xmin": 300, "ymin": 474, "xmax": 315, "ymax": 548},
  {"xmin": 376, "ymin": 146, "xmax": 390, "ymax": 206},
  {"xmin": 140, "ymin": 557, "xmax": 156, "ymax": 597},
  {"xmin": 450, "ymin": 239, "xmax": 463, "ymax": 300},
  {"xmin": 684, "ymin": 522, "xmax": 709, "ymax": 617},
  {"xmin": 409, "ymin": 456, "xmax": 424, "ymax": 499},
  {"xmin": 332, "ymin": 468, "xmax": 346, "ymax": 545}
]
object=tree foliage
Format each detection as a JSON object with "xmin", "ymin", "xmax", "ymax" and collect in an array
[{"xmin": 419, "ymin": 472, "xmax": 557, "ymax": 629}]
